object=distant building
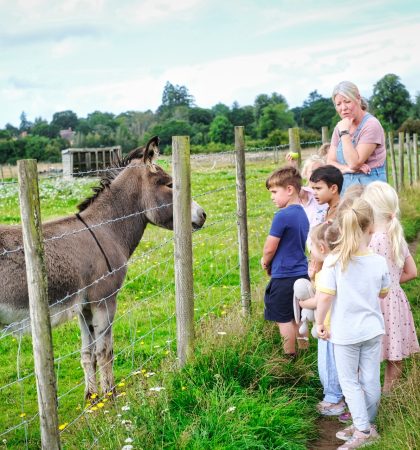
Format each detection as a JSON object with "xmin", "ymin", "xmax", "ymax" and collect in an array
[
  {"xmin": 61, "ymin": 146, "xmax": 122, "ymax": 178},
  {"xmin": 59, "ymin": 128, "xmax": 76, "ymax": 145}
]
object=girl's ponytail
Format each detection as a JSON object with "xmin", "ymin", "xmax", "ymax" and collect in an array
[
  {"xmin": 363, "ymin": 181, "xmax": 405, "ymax": 267},
  {"xmin": 332, "ymin": 198, "xmax": 373, "ymax": 270}
]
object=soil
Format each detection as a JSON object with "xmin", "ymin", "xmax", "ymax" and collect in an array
[{"xmin": 309, "ymin": 417, "xmax": 344, "ymax": 450}]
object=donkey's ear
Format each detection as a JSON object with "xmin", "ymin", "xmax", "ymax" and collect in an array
[{"xmin": 143, "ymin": 136, "xmax": 160, "ymax": 163}]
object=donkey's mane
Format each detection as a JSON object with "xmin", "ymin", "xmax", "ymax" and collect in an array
[{"xmin": 77, "ymin": 146, "xmax": 147, "ymax": 212}]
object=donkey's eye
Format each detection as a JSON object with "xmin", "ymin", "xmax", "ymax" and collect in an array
[{"xmin": 167, "ymin": 183, "xmax": 173, "ymax": 189}]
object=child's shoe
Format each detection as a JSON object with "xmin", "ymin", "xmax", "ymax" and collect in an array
[
  {"xmin": 317, "ymin": 400, "xmax": 346, "ymax": 416},
  {"xmin": 336, "ymin": 424, "xmax": 355, "ymax": 441},
  {"xmin": 337, "ymin": 426, "xmax": 379, "ymax": 449},
  {"xmin": 338, "ymin": 411, "xmax": 352, "ymax": 424}
]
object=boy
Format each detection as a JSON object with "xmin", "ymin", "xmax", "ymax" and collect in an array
[
  {"xmin": 309, "ymin": 165, "xmax": 343, "ymax": 221},
  {"xmin": 261, "ymin": 166, "xmax": 309, "ymax": 357}
]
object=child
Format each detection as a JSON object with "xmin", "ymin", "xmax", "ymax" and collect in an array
[
  {"xmin": 294, "ymin": 222, "xmax": 346, "ymax": 416},
  {"xmin": 316, "ymin": 198, "xmax": 390, "ymax": 449},
  {"xmin": 309, "ymin": 165, "xmax": 343, "ymax": 222},
  {"xmin": 363, "ymin": 181, "xmax": 419, "ymax": 393},
  {"xmin": 261, "ymin": 166, "xmax": 310, "ymax": 357}
]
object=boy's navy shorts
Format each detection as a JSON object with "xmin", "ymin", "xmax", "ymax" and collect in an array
[{"xmin": 264, "ymin": 275, "xmax": 309, "ymax": 323}]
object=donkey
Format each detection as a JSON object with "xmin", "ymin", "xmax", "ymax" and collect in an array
[{"xmin": 0, "ymin": 136, "xmax": 206, "ymax": 399}]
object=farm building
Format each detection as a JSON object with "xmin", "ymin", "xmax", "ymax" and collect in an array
[{"xmin": 61, "ymin": 146, "xmax": 122, "ymax": 177}]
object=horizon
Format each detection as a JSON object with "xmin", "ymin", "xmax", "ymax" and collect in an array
[{"xmin": 1, "ymin": 0, "xmax": 419, "ymax": 128}]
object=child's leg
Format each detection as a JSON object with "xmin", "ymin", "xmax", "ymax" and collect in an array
[
  {"xmin": 358, "ymin": 336, "xmax": 382, "ymax": 423},
  {"xmin": 383, "ymin": 360, "xmax": 403, "ymax": 393},
  {"xmin": 277, "ymin": 321, "xmax": 297, "ymax": 354},
  {"xmin": 318, "ymin": 340, "xmax": 343, "ymax": 404},
  {"xmin": 334, "ymin": 341, "xmax": 371, "ymax": 432}
]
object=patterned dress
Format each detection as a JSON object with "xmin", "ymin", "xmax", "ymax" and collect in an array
[{"xmin": 369, "ymin": 232, "xmax": 419, "ymax": 361}]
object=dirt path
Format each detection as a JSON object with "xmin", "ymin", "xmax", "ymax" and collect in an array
[{"xmin": 309, "ymin": 417, "xmax": 344, "ymax": 449}]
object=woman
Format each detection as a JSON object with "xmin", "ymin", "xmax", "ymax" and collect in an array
[{"xmin": 327, "ymin": 81, "xmax": 387, "ymax": 194}]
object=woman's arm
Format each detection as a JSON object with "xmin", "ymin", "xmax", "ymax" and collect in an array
[
  {"xmin": 326, "ymin": 143, "xmax": 354, "ymax": 173},
  {"xmin": 400, "ymin": 255, "xmax": 417, "ymax": 283},
  {"xmin": 340, "ymin": 134, "xmax": 377, "ymax": 170}
]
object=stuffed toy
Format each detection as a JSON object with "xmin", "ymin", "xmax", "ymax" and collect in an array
[{"xmin": 293, "ymin": 278, "xmax": 318, "ymax": 339}]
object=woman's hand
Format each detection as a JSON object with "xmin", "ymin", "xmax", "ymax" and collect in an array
[
  {"xmin": 337, "ymin": 117, "xmax": 353, "ymax": 132},
  {"xmin": 358, "ymin": 163, "xmax": 371, "ymax": 174}
]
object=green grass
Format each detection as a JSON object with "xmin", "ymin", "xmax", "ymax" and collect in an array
[{"xmin": 0, "ymin": 157, "xmax": 418, "ymax": 449}]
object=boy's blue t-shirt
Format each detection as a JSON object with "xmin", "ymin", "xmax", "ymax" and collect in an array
[{"xmin": 269, "ymin": 204, "xmax": 309, "ymax": 278}]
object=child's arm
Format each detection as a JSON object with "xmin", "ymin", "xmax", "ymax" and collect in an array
[
  {"xmin": 299, "ymin": 296, "xmax": 317, "ymax": 310},
  {"xmin": 315, "ymin": 292, "xmax": 333, "ymax": 339},
  {"xmin": 400, "ymin": 254, "xmax": 417, "ymax": 284},
  {"xmin": 261, "ymin": 235, "xmax": 280, "ymax": 271}
]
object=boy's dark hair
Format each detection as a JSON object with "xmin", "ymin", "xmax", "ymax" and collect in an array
[
  {"xmin": 266, "ymin": 166, "xmax": 302, "ymax": 192},
  {"xmin": 309, "ymin": 165, "xmax": 343, "ymax": 193}
]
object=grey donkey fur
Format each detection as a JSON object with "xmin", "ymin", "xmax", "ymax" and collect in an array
[{"xmin": 0, "ymin": 136, "xmax": 206, "ymax": 399}]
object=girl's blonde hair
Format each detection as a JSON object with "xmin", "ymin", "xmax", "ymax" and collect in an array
[
  {"xmin": 363, "ymin": 181, "xmax": 405, "ymax": 267},
  {"xmin": 310, "ymin": 221, "xmax": 340, "ymax": 252},
  {"xmin": 301, "ymin": 154, "xmax": 325, "ymax": 180},
  {"xmin": 331, "ymin": 197, "xmax": 374, "ymax": 270}
]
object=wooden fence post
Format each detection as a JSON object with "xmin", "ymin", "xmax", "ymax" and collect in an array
[
  {"xmin": 406, "ymin": 133, "xmax": 413, "ymax": 186},
  {"xmin": 17, "ymin": 160, "xmax": 61, "ymax": 450},
  {"xmin": 413, "ymin": 133, "xmax": 419, "ymax": 183},
  {"xmin": 234, "ymin": 127, "xmax": 251, "ymax": 316},
  {"xmin": 172, "ymin": 136, "xmax": 195, "ymax": 368},
  {"xmin": 321, "ymin": 126, "xmax": 329, "ymax": 144},
  {"xmin": 398, "ymin": 132, "xmax": 405, "ymax": 190},
  {"xmin": 387, "ymin": 132, "xmax": 398, "ymax": 192},
  {"xmin": 288, "ymin": 127, "xmax": 302, "ymax": 166}
]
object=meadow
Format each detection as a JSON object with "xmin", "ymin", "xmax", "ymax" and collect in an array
[{"xmin": 0, "ymin": 151, "xmax": 418, "ymax": 449}]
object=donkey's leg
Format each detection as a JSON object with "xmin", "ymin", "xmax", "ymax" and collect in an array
[
  {"xmin": 92, "ymin": 299, "xmax": 116, "ymax": 397},
  {"xmin": 78, "ymin": 309, "xmax": 99, "ymax": 399}
]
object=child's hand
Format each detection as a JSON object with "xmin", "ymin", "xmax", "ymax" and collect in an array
[
  {"xmin": 317, "ymin": 324, "xmax": 328, "ymax": 340},
  {"xmin": 285, "ymin": 152, "xmax": 298, "ymax": 168}
]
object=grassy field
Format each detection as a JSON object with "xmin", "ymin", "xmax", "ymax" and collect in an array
[{"xmin": 0, "ymin": 152, "xmax": 418, "ymax": 449}]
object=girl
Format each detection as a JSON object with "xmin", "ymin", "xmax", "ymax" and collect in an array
[
  {"xmin": 363, "ymin": 181, "xmax": 419, "ymax": 393},
  {"xmin": 294, "ymin": 222, "xmax": 345, "ymax": 416},
  {"xmin": 316, "ymin": 198, "xmax": 390, "ymax": 449}
]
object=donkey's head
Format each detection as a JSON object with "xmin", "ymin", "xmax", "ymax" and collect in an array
[{"xmin": 126, "ymin": 136, "xmax": 206, "ymax": 231}]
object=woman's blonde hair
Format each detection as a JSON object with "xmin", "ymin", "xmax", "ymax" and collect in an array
[
  {"xmin": 301, "ymin": 154, "xmax": 325, "ymax": 180},
  {"xmin": 363, "ymin": 181, "xmax": 405, "ymax": 267},
  {"xmin": 331, "ymin": 197, "xmax": 374, "ymax": 270},
  {"xmin": 332, "ymin": 81, "xmax": 369, "ymax": 111}
]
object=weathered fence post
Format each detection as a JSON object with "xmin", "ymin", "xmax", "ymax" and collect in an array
[
  {"xmin": 288, "ymin": 127, "xmax": 302, "ymax": 166},
  {"xmin": 321, "ymin": 126, "xmax": 329, "ymax": 144},
  {"xmin": 387, "ymin": 132, "xmax": 398, "ymax": 192},
  {"xmin": 413, "ymin": 133, "xmax": 419, "ymax": 183},
  {"xmin": 0, "ymin": 165, "xmax": 4, "ymax": 181},
  {"xmin": 17, "ymin": 160, "xmax": 61, "ymax": 450},
  {"xmin": 398, "ymin": 132, "xmax": 405, "ymax": 190},
  {"xmin": 406, "ymin": 133, "xmax": 413, "ymax": 186},
  {"xmin": 172, "ymin": 136, "xmax": 195, "ymax": 367},
  {"xmin": 234, "ymin": 127, "xmax": 251, "ymax": 316}
]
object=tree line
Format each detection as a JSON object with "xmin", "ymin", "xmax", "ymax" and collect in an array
[{"xmin": 1, "ymin": 73, "xmax": 419, "ymax": 164}]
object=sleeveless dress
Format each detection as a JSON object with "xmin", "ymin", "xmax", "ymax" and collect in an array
[
  {"xmin": 336, "ymin": 113, "xmax": 387, "ymax": 194},
  {"xmin": 369, "ymin": 232, "xmax": 420, "ymax": 361}
]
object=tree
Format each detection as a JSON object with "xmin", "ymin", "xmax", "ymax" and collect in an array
[
  {"xmin": 370, "ymin": 74, "xmax": 412, "ymax": 131},
  {"xmin": 50, "ymin": 110, "xmax": 79, "ymax": 133},
  {"xmin": 19, "ymin": 111, "xmax": 32, "ymax": 133},
  {"xmin": 209, "ymin": 115, "xmax": 232, "ymax": 144},
  {"xmin": 254, "ymin": 93, "xmax": 287, "ymax": 121},
  {"xmin": 148, "ymin": 119, "xmax": 193, "ymax": 149},
  {"xmin": 257, "ymin": 103, "xmax": 295, "ymax": 138},
  {"xmin": 157, "ymin": 82, "xmax": 195, "ymax": 118},
  {"xmin": 211, "ymin": 103, "xmax": 230, "ymax": 117},
  {"xmin": 398, "ymin": 118, "xmax": 420, "ymax": 134},
  {"xmin": 31, "ymin": 117, "xmax": 53, "ymax": 138},
  {"xmin": 298, "ymin": 91, "xmax": 336, "ymax": 132},
  {"xmin": 411, "ymin": 92, "xmax": 420, "ymax": 119}
]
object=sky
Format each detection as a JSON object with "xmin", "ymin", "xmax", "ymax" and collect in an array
[{"xmin": 1, "ymin": 0, "xmax": 420, "ymax": 128}]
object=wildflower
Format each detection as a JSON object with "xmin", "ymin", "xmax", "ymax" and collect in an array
[
  {"xmin": 116, "ymin": 392, "xmax": 127, "ymax": 397},
  {"xmin": 164, "ymin": 350, "xmax": 170, "ymax": 355},
  {"xmin": 217, "ymin": 331, "xmax": 227, "ymax": 335},
  {"xmin": 118, "ymin": 381, "xmax": 126, "ymax": 387},
  {"xmin": 121, "ymin": 405, "xmax": 130, "ymax": 411},
  {"xmin": 181, "ymin": 386, "xmax": 187, "ymax": 391},
  {"xmin": 19, "ymin": 413, "xmax": 26, "ymax": 418},
  {"xmin": 149, "ymin": 386, "xmax": 166, "ymax": 392},
  {"xmin": 58, "ymin": 423, "xmax": 68, "ymax": 431},
  {"xmin": 124, "ymin": 438, "xmax": 133, "ymax": 443},
  {"xmin": 121, "ymin": 445, "xmax": 133, "ymax": 450},
  {"xmin": 97, "ymin": 402, "xmax": 105, "ymax": 408},
  {"xmin": 145, "ymin": 372, "xmax": 156, "ymax": 378},
  {"xmin": 226, "ymin": 406, "xmax": 236, "ymax": 413},
  {"xmin": 90, "ymin": 393, "xmax": 98, "ymax": 400}
]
